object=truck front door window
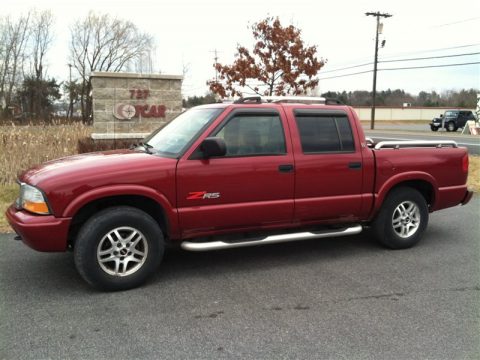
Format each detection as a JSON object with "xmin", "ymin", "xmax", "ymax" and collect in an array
[{"xmin": 214, "ymin": 114, "xmax": 286, "ymax": 156}]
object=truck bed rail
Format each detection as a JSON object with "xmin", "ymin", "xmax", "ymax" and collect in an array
[{"xmin": 374, "ymin": 140, "xmax": 458, "ymax": 150}]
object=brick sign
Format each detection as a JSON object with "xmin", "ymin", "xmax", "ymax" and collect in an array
[{"xmin": 91, "ymin": 72, "xmax": 183, "ymax": 138}]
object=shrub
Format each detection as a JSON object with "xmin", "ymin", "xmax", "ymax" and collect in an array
[{"xmin": 77, "ymin": 138, "xmax": 138, "ymax": 153}]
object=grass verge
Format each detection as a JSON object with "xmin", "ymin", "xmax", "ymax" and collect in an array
[
  {"xmin": 0, "ymin": 184, "xmax": 18, "ymax": 233},
  {"xmin": 469, "ymin": 155, "xmax": 480, "ymax": 193}
]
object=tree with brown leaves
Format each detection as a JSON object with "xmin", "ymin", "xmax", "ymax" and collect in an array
[{"xmin": 208, "ymin": 17, "xmax": 325, "ymax": 98}]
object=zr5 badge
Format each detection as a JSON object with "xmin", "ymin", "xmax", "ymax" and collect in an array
[{"xmin": 187, "ymin": 191, "xmax": 221, "ymax": 200}]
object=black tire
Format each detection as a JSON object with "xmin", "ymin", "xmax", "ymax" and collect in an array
[
  {"xmin": 74, "ymin": 206, "xmax": 164, "ymax": 291},
  {"xmin": 446, "ymin": 122, "xmax": 457, "ymax": 132},
  {"xmin": 430, "ymin": 126, "xmax": 438, "ymax": 132},
  {"xmin": 372, "ymin": 187, "xmax": 429, "ymax": 249}
]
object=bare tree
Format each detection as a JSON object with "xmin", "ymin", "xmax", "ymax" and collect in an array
[
  {"xmin": 69, "ymin": 12, "xmax": 153, "ymax": 122},
  {"xmin": 30, "ymin": 10, "xmax": 54, "ymax": 82},
  {"xmin": 0, "ymin": 13, "xmax": 31, "ymax": 113},
  {"xmin": 14, "ymin": 10, "xmax": 57, "ymax": 118}
]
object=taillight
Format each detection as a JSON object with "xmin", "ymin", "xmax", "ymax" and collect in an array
[{"xmin": 462, "ymin": 154, "xmax": 469, "ymax": 173}]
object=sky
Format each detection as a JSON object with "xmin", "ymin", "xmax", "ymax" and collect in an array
[{"xmin": 3, "ymin": 0, "xmax": 480, "ymax": 98}]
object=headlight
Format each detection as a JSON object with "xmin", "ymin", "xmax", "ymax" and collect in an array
[{"xmin": 18, "ymin": 183, "xmax": 50, "ymax": 215}]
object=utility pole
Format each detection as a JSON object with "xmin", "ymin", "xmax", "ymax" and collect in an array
[
  {"xmin": 67, "ymin": 63, "xmax": 73, "ymax": 119},
  {"xmin": 210, "ymin": 49, "xmax": 219, "ymax": 83},
  {"xmin": 366, "ymin": 11, "xmax": 392, "ymax": 130}
]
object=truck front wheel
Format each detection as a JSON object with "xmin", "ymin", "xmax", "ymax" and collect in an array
[
  {"xmin": 372, "ymin": 187, "xmax": 429, "ymax": 249},
  {"xmin": 74, "ymin": 206, "xmax": 164, "ymax": 291}
]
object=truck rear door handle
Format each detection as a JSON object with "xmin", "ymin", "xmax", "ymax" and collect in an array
[
  {"xmin": 348, "ymin": 162, "xmax": 362, "ymax": 170},
  {"xmin": 278, "ymin": 164, "xmax": 294, "ymax": 173}
]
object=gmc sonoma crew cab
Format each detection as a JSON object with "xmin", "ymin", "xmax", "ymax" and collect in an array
[{"xmin": 6, "ymin": 96, "xmax": 473, "ymax": 291}]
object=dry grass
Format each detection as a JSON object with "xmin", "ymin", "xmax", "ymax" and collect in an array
[
  {"xmin": 0, "ymin": 122, "xmax": 91, "ymax": 186},
  {"xmin": 0, "ymin": 122, "xmax": 91, "ymax": 232},
  {"xmin": 469, "ymin": 156, "xmax": 480, "ymax": 193},
  {"xmin": 0, "ymin": 184, "xmax": 18, "ymax": 232}
]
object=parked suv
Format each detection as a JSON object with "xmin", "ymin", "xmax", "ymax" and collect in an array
[{"xmin": 430, "ymin": 110, "xmax": 476, "ymax": 132}]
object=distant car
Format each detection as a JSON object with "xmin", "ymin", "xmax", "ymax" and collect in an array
[{"xmin": 430, "ymin": 110, "xmax": 476, "ymax": 132}]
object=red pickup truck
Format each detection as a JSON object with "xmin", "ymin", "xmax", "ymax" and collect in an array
[{"xmin": 6, "ymin": 96, "xmax": 473, "ymax": 290}]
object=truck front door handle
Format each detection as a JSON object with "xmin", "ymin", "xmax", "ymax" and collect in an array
[
  {"xmin": 348, "ymin": 162, "xmax": 362, "ymax": 170},
  {"xmin": 278, "ymin": 164, "xmax": 294, "ymax": 173}
]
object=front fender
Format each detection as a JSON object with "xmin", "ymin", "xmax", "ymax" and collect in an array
[{"xmin": 62, "ymin": 184, "xmax": 179, "ymax": 238}]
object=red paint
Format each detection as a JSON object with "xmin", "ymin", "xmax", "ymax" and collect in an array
[
  {"xmin": 462, "ymin": 154, "xmax": 469, "ymax": 173},
  {"xmin": 125, "ymin": 88, "xmax": 166, "ymax": 118},
  {"xmin": 186, "ymin": 191, "xmax": 207, "ymax": 200},
  {"xmin": 6, "ymin": 205, "xmax": 70, "ymax": 252},
  {"xmin": 129, "ymin": 89, "xmax": 150, "ymax": 99},
  {"xmin": 134, "ymin": 104, "xmax": 166, "ymax": 118},
  {"xmin": 6, "ymin": 102, "xmax": 471, "ymax": 252}
]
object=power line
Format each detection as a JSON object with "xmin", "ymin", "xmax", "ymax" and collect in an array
[
  {"xmin": 379, "ymin": 61, "xmax": 480, "ymax": 71},
  {"xmin": 434, "ymin": 17, "xmax": 480, "ymax": 28},
  {"xmin": 320, "ymin": 50, "xmax": 480, "ymax": 75},
  {"xmin": 318, "ymin": 61, "xmax": 480, "ymax": 80},
  {"xmin": 320, "ymin": 62, "xmax": 373, "ymax": 74},
  {"xmin": 319, "ymin": 70, "xmax": 373, "ymax": 80},
  {"xmin": 380, "ymin": 51, "xmax": 480, "ymax": 63},
  {"xmin": 380, "ymin": 43, "xmax": 480, "ymax": 59}
]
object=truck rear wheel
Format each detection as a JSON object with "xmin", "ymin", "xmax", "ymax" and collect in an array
[
  {"xmin": 74, "ymin": 206, "xmax": 164, "ymax": 291},
  {"xmin": 372, "ymin": 187, "xmax": 429, "ymax": 249}
]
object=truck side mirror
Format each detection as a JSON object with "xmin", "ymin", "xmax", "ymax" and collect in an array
[{"xmin": 200, "ymin": 137, "xmax": 226, "ymax": 158}]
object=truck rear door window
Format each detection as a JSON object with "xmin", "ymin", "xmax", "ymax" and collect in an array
[{"xmin": 294, "ymin": 114, "xmax": 355, "ymax": 153}]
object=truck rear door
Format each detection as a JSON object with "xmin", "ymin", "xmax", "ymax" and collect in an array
[{"xmin": 286, "ymin": 107, "xmax": 364, "ymax": 222}]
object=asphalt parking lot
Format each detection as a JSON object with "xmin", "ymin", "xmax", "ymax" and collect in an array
[{"xmin": 1, "ymin": 197, "xmax": 479, "ymax": 360}]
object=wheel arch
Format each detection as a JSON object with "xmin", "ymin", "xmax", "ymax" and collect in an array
[
  {"xmin": 65, "ymin": 186, "xmax": 179, "ymax": 248},
  {"xmin": 373, "ymin": 173, "xmax": 437, "ymax": 219}
]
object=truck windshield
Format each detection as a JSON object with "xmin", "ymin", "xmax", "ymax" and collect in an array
[
  {"xmin": 145, "ymin": 107, "xmax": 224, "ymax": 157},
  {"xmin": 445, "ymin": 111, "xmax": 457, "ymax": 117}
]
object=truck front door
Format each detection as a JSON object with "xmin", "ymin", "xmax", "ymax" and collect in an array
[{"xmin": 176, "ymin": 108, "xmax": 295, "ymax": 238}]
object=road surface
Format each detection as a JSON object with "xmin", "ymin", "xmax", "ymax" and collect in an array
[{"xmin": 1, "ymin": 197, "xmax": 479, "ymax": 359}]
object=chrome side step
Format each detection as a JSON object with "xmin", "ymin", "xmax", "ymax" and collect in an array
[{"xmin": 180, "ymin": 225, "xmax": 362, "ymax": 252}]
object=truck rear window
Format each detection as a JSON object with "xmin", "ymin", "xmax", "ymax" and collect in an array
[{"xmin": 294, "ymin": 114, "xmax": 355, "ymax": 153}]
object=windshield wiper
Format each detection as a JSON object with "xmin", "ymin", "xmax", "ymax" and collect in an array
[{"xmin": 130, "ymin": 142, "xmax": 154, "ymax": 154}]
